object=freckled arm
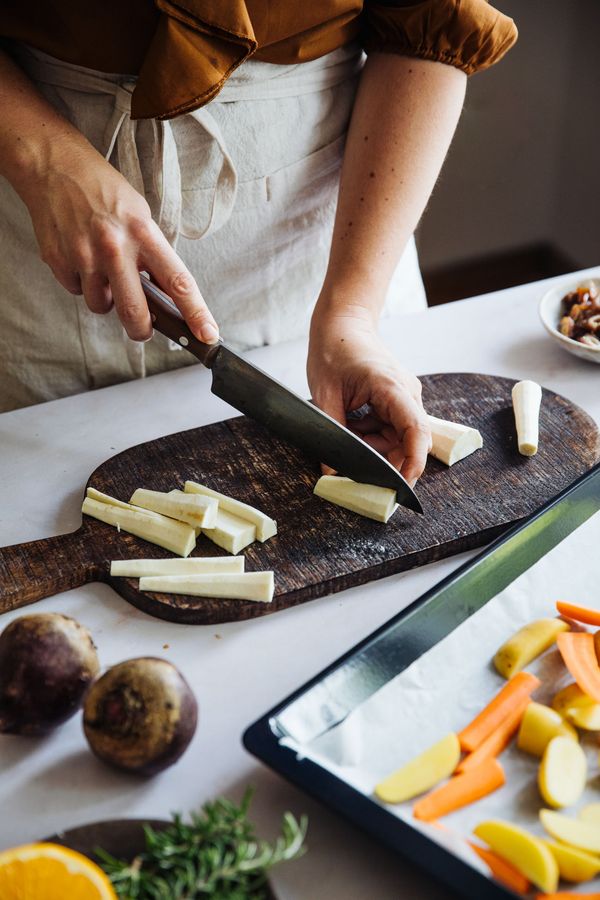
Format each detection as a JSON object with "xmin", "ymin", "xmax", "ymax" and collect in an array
[{"xmin": 315, "ymin": 54, "xmax": 466, "ymax": 319}]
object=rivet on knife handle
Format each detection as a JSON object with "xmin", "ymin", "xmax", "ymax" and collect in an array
[{"xmin": 139, "ymin": 273, "xmax": 221, "ymax": 368}]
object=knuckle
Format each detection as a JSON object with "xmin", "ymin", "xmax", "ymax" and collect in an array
[
  {"xmin": 168, "ymin": 269, "xmax": 196, "ymax": 298},
  {"xmin": 95, "ymin": 223, "xmax": 124, "ymax": 260},
  {"xmin": 119, "ymin": 302, "xmax": 142, "ymax": 324},
  {"xmin": 128, "ymin": 215, "xmax": 153, "ymax": 243}
]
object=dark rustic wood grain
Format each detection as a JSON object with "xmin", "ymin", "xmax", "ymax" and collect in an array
[{"xmin": 1, "ymin": 374, "xmax": 598, "ymax": 624}]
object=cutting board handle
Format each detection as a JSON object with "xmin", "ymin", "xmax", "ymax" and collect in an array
[{"xmin": 0, "ymin": 530, "xmax": 100, "ymax": 616}]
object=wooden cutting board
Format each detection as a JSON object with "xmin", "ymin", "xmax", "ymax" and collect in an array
[{"xmin": 1, "ymin": 373, "xmax": 598, "ymax": 625}]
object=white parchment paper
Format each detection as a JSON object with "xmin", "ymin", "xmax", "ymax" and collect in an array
[{"xmin": 282, "ymin": 509, "xmax": 600, "ymax": 892}]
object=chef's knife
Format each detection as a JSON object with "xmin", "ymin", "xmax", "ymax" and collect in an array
[{"xmin": 140, "ymin": 274, "xmax": 422, "ymax": 513}]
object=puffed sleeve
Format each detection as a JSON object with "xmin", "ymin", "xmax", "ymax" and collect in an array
[{"xmin": 361, "ymin": 0, "xmax": 517, "ymax": 74}]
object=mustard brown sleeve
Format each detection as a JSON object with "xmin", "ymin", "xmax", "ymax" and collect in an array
[{"xmin": 361, "ymin": 0, "xmax": 518, "ymax": 74}]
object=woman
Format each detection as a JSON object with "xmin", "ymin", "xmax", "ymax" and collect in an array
[{"xmin": 0, "ymin": 1, "xmax": 516, "ymax": 486}]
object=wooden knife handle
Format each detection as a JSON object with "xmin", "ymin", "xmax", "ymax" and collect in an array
[
  {"xmin": 0, "ymin": 530, "xmax": 100, "ymax": 615},
  {"xmin": 139, "ymin": 273, "xmax": 220, "ymax": 368}
]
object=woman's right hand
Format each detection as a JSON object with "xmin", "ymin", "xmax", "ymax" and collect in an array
[{"xmin": 17, "ymin": 134, "xmax": 219, "ymax": 344}]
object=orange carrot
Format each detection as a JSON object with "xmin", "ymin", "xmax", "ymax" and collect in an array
[
  {"xmin": 458, "ymin": 671, "xmax": 541, "ymax": 752},
  {"xmin": 412, "ymin": 758, "xmax": 505, "ymax": 821},
  {"xmin": 535, "ymin": 894, "xmax": 600, "ymax": 899},
  {"xmin": 456, "ymin": 695, "xmax": 530, "ymax": 773},
  {"xmin": 557, "ymin": 601, "xmax": 600, "ymax": 627},
  {"xmin": 557, "ymin": 632, "xmax": 600, "ymax": 702},
  {"xmin": 469, "ymin": 842, "xmax": 530, "ymax": 895}
]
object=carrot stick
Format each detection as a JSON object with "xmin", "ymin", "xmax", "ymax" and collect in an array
[
  {"xmin": 413, "ymin": 758, "xmax": 505, "ymax": 821},
  {"xmin": 469, "ymin": 842, "xmax": 530, "ymax": 895},
  {"xmin": 556, "ymin": 632, "xmax": 600, "ymax": 702},
  {"xmin": 458, "ymin": 671, "xmax": 541, "ymax": 752},
  {"xmin": 456, "ymin": 695, "xmax": 530, "ymax": 773},
  {"xmin": 557, "ymin": 601, "xmax": 600, "ymax": 627}
]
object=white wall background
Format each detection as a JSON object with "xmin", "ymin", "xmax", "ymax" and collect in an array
[{"xmin": 417, "ymin": 1, "xmax": 598, "ymax": 272}]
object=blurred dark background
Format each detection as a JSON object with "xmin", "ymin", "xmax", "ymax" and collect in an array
[{"xmin": 417, "ymin": 0, "xmax": 598, "ymax": 304}]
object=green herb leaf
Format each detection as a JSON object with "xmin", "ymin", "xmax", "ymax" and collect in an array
[{"xmin": 97, "ymin": 788, "xmax": 307, "ymax": 899}]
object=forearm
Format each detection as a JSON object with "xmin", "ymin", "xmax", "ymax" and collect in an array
[
  {"xmin": 315, "ymin": 54, "xmax": 466, "ymax": 324},
  {"xmin": 0, "ymin": 49, "xmax": 98, "ymax": 203}
]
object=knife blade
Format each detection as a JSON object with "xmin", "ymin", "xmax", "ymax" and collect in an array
[{"xmin": 140, "ymin": 274, "xmax": 422, "ymax": 513}]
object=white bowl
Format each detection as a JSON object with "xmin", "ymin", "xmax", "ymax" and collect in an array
[{"xmin": 539, "ymin": 277, "xmax": 600, "ymax": 364}]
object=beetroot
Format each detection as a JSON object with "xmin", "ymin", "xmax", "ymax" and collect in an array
[
  {"xmin": 0, "ymin": 613, "xmax": 100, "ymax": 735},
  {"xmin": 83, "ymin": 657, "xmax": 197, "ymax": 775}
]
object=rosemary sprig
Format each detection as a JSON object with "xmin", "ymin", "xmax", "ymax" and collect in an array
[{"xmin": 96, "ymin": 788, "xmax": 307, "ymax": 899}]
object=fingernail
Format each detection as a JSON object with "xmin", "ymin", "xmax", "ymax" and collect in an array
[{"xmin": 201, "ymin": 323, "xmax": 219, "ymax": 344}]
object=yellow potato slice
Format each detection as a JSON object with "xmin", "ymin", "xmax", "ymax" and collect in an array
[
  {"xmin": 374, "ymin": 733, "xmax": 460, "ymax": 804},
  {"xmin": 538, "ymin": 736, "xmax": 587, "ymax": 808},
  {"xmin": 543, "ymin": 839, "xmax": 600, "ymax": 883},
  {"xmin": 552, "ymin": 682, "xmax": 600, "ymax": 730},
  {"xmin": 473, "ymin": 820, "xmax": 558, "ymax": 893},
  {"xmin": 517, "ymin": 702, "xmax": 578, "ymax": 757},
  {"xmin": 494, "ymin": 618, "xmax": 569, "ymax": 679},
  {"xmin": 540, "ymin": 809, "xmax": 600, "ymax": 854},
  {"xmin": 579, "ymin": 804, "xmax": 600, "ymax": 826}
]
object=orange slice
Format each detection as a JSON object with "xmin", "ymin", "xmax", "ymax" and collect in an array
[{"xmin": 0, "ymin": 842, "xmax": 117, "ymax": 900}]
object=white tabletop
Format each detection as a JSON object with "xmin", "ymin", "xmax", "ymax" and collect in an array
[{"xmin": 1, "ymin": 267, "xmax": 599, "ymax": 899}]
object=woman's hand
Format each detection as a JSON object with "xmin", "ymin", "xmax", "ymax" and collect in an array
[
  {"xmin": 307, "ymin": 307, "xmax": 431, "ymax": 487},
  {"xmin": 19, "ymin": 148, "xmax": 219, "ymax": 343},
  {"xmin": 0, "ymin": 50, "xmax": 218, "ymax": 344}
]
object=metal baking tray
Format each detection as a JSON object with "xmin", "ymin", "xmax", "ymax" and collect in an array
[{"xmin": 244, "ymin": 462, "xmax": 600, "ymax": 900}]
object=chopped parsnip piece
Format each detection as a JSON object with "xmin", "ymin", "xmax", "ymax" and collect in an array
[
  {"xmin": 82, "ymin": 497, "xmax": 196, "ymax": 557},
  {"xmin": 512, "ymin": 380, "xmax": 542, "ymax": 456},
  {"xmin": 130, "ymin": 488, "xmax": 217, "ymax": 528},
  {"xmin": 426, "ymin": 415, "xmax": 483, "ymax": 467},
  {"xmin": 110, "ymin": 557, "xmax": 244, "ymax": 578},
  {"xmin": 314, "ymin": 476, "xmax": 397, "ymax": 523},
  {"xmin": 183, "ymin": 481, "xmax": 277, "ymax": 541},
  {"xmin": 140, "ymin": 572, "xmax": 274, "ymax": 603},
  {"xmin": 86, "ymin": 487, "xmax": 159, "ymax": 514},
  {"xmin": 202, "ymin": 508, "xmax": 256, "ymax": 555}
]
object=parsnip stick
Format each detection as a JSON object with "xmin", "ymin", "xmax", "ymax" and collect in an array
[
  {"xmin": 140, "ymin": 571, "xmax": 274, "ymax": 603},
  {"xmin": 183, "ymin": 481, "xmax": 276, "ymax": 541},
  {"xmin": 512, "ymin": 380, "xmax": 542, "ymax": 456},
  {"xmin": 130, "ymin": 488, "xmax": 217, "ymax": 528},
  {"xmin": 314, "ymin": 476, "xmax": 397, "ymax": 523},
  {"xmin": 82, "ymin": 497, "xmax": 196, "ymax": 557},
  {"xmin": 427, "ymin": 415, "xmax": 483, "ymax": 466},
  {"xmin": 110, "ymin": 557, "xmax": 244, "ymax": 578}
]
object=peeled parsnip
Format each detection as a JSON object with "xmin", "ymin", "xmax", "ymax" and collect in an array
[
  {"xmin": 183, "ymin": 481, "xmax": 277, "ymax": 541},
  {"xmin": 87, "ymin": 487, "xmax": 148, "ymax": 513},
  {"xmin": 140, "ymin": 571, "xmax": 274, "ymax": 603},
  {"xmin": 202, "ymin": 508, "xmax": 256, "ymax": 555},
  {"xmin": 426, "ymin": 415, "xmax": 483, "ymax": 466},
  {"xmin": 314, "ymin": 476, "xmax": 397, "ymax": 523},
  {"xmin": 130, "ymin": 488, "xmax": 217, "ymax": 529},
  {"xmin": 110, "ymin": 557, "xmax": 244, "ymax": 578},
  {"xmin": 512, "ymin": 380, "xmax": 542, "ymax": 456},
  {"xmin": 82, "ymin": 496, "xmax": 196, "ymax": 557}
]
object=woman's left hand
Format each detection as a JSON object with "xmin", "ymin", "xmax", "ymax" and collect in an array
[{"xmin": 307, "ymin": 308, "xmax": 431, "ymax": 487}]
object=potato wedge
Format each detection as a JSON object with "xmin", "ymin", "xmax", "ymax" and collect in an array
[
  {"xmin": 494, "ymin": 619, "xmax": 569, "ymax": 679},
  {"xmin": 579, "ymin": 804, "xmax": 600, "ymax": 826},
  {"xmin": 473, "ymin": 820, "xmax": 558, "ymax": 893},
  {"xmin": 543, "ymin": 839, "xmax": 600, "ymax": 883},
  {"xmin": 538, "ymin": 736, "xmax": 586, "ymax": 808},
  {"xmin": 517, "ymin": 702, "xmax": 578, "ymax": 757},
  {"xmin": 374, "ymin": 733, "xmax": 460, "ymax": 804},
  {"xmin": 552, "ymin": 683, "xmax": 600, "ymax": 730},
  {"xmin": 540, "ymin": 810, "xmax": 600, "ymax": 854}
]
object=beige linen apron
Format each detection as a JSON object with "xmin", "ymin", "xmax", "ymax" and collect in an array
[{"xmin": 0, "ymin": 42, "xmax": 426, "ymax": 412}]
